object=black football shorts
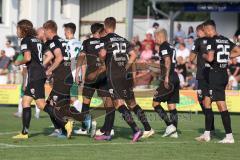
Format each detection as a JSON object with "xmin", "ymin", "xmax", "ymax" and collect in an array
[
  {"xmin": 153, "ymin": 72, "xmax": 180, "ymax": 104},
  {"xmin": 82, "ymin": 75, "xmax": 110, "ymax": 99},
  {"xmin": 24, "ymin": 79, "xmax": 46, "ymax": 100},
  {"xmin": 209, "ymin": 69, "xmax": 228, "ymax": 101}
]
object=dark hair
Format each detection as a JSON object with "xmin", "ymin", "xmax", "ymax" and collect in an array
[
  {"xmin": 152, "ymin": 22, "xmax": 159, "ymax": 28},
  {"xmin": 203, "ymin": 20, "xmax": 216, "ymax": 28},
  {"xmin": 63, "ymin": 22, "xmax": 76, "ymax": 34},
  {"xmin": 43, "ymin": 20, "xmax": 58, "ymax": 33},
  {"xmin": 104, "ymin": 17, "xmax": 116, "ymax": 29},
  {"xmin": 91, "ymin": 23, "xmax": 104, "ymax": 34},
  {"xmin": 196, "ymin": 24, "xmax": 204, "ymax": 31},
  {"xmin": 17, "ymin": 19, "xmax": 37, "ymax": 37},
  {"xmin": 179, "ymin": 42, "xmax": 186, "ymax": 47},
  {"xmin": 188, "ymin": 26, "xmax": 194, "ymax": 35}
]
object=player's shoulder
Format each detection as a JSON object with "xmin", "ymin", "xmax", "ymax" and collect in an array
[{"xmin": 160, "ymin": 41, "xmax": 171, "ymax": 50}]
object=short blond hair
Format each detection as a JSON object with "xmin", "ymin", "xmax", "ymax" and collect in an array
[{"xmin": 154, "ymin": 28, "xmax": 168, "ymax": 39}]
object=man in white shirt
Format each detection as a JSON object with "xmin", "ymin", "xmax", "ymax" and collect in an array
[
  {"xmin": 4, "ymin": 40, "xmax": 15, "ymax": 59},
  {"xmin": 63, "ymin": 23, "xmax": 83, "ymax": 112},
  {"xmin": 176, "ymin": 42, "xmax": 190, "ymax": 60}
]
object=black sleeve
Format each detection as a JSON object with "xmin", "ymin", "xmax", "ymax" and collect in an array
[
  {"xmin": 160, "ymin": 43, "xmax": 171, "ymax": 58},
  {"xmin": 191, "ymin": 38, "xmax": 200, "ymax": 54},
  {"xmin": 229, "ymin": 39, "xmax": 237, "ymax": 52},
  {"xmin": 20, "ymin": 37, "xmax": 31, "ymax": 53},
  {"xmin": 42, "ymin": 41, "xmax": 51, "ymax": 55},
  {"xmin": 49, "ymin": 39, "xmax": 61, "ymax": 53},
  {"xmin": 80, "ymin": 40, "xmax": 87, "ymax": 54},
  {"xmin": 126, "ymin": 40, "xmax": 134, "ymax": 54},
  {"xmin": 206, "ymin": 38, "xmax": 216, "ymax": 53},
  {"xmin": 99, "ymin": 36, "xmax": 108, "ymax": 50}
]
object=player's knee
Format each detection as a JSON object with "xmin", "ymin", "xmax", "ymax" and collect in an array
[
  {"xmin": 83, "ymin": 97, "xmax": 91, "ymax": 104},
  {"xmin": 152, "ymin": 101, "xmax": 159, "ymax": 108},
  {"xmin": 35, "ymin": 99, "xmax": 46, "ymax": 110}
]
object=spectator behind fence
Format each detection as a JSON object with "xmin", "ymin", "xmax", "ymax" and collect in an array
[
  {"xmin": 0, "ymin": 50, "xmax": 10, "ymax": 75},
  {"xmin": 142, "ymin": 32, "xmax": 155, "ymax": 51},
  {"xmin": 185, "ymin": 36, "xmax": 194, "ymax": 51},
  {"xmin": 174, "ymin": 23, "xmax": 186, "ymax": 43},
  {"xmin": 187, "ymin": 26, "xmax": 196, "ymax": 39},
  {"xmin": 176, "ymin": 42, "xmax": 190, "ymax": 60},
  {"xmin": 146, "ymin": 22, "xmax": 159, "ymax": 36},
  {"xmin": 4, "ymin": 40, "xmax": 15, "ymax": 59},
  {"xmin": 176, "ymin": 56, "xmax": 187, "ymax": 80},
  {"xmin": 131, "ymin": 35, "xmax": 142, "ymax": 50},
  {"xmin": 4, "ymin": 40, "xmax": 16, "ymax": 84},
  {"xmin": 140, "ymin": 44, "xmax": 153, "ymax": 61}
]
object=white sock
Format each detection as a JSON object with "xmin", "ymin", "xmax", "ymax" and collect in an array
[
  {"xmin": 73, "ymin": 100, "xmax": 82, "ymax": 112},
  {"xmin": 204, "ymin": 131, "xmax": 210, "ymax": 137},
  {"xmin": 226, "ymin": 133, "xmax": 233, "ymax": 139},
  {"xmin": 18, "ymin": 98, "xmax": 23, "ymax": 114},
  {"xmin": 35, "ymin": 105, "xmax": 40, "ymax": 115}
]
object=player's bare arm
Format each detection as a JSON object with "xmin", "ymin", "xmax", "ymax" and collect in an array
[
  {"xmin": 43, "ymin": 50, "xmax": 54, "ymax": 67},
  {"xmin": 125, "ymin": 50, "xmax": 137, "ymax": 70},
  {"xmin": 230, "ymin": 46, "xmax": 240, "ymax": 58},
  {"xmin": 14, "ymin": 51, "xmax": 31, "ymax": 66},
  {"xmin": 163, "ymin": 56, "xmax": 171, "ymax": 89},
  {"xmin": 75, "ymin": 52, "xmax": 86, "ymax": 84},
  {"xmin": 203, "ymin": 51, "xmax": 214, "ymax": 62},
  {"xmin": 189, "ymin": 52, "xmax": 197, "ymax": 63},
  {"xmin": 46, "ymin": 48, "xmax": 63, "ymax": 76}
]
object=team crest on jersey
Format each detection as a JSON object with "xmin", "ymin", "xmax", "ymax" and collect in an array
[
  {"xmin": 122, "ymin": 90, "xmax": 127, "ymax": 97},
  {"xmin": 30, "ymin": 88, "xmax": 35, "ymax": 94},
  {"xmin": 203, "ymin": 40, "xmax": 207, "ymax": 44},
  {"xmin": 109, "ymin": 89, "xmax": 114, "ymax": 94},
  {"xmin": 53, "ymin": 95, "xmax": 58, "ymax": 102},
  {"xmin": 192, "ymin": 45, "xmax": 195, "ymax": 50},
  {"xmin": 197, "ymin": 90, "xmax": 202, "ymax": 98},
  {"xmin": 209, "ymin": 90, "xmax": 213, "ymax": 95},
  {"xmin": 21, "ymin": 44, "xmax": 27, "ymax": 50}
]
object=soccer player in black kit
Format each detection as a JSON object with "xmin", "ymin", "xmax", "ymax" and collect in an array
[
  {"xmin": 196, "ymin": 20, "xmax": 240, "ymax": 143},
  {"xmin": 43, "ymin": 20, "xmax": 88, "ymax": 138},
  {"xmin": 12, "ymin": 20, "xmax": 67, "ymax": 139},
  {"xmin": 152, "ymin": 28, "xmax": 180, "ymax": 138},
  {"xmin": 74, "ymin": 23, "xmax": 115, "ymax": 137},
  {"xmin": 189, "ymin": 24, "xmax": 215, "ymax": 132},
  {"xmin": 96, "ymin": 17, "xmax": 153, "ymax": 142}
]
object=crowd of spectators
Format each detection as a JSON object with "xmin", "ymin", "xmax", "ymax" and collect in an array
[
  {"xmin": 132, "ymin": 23, "xmax": 240, "ymax": 90},
  {"xmin": 0, "ymin": 40, "xmax": 22, "ymax": 84},
  {"xmin": 1, "ymin": 24, "xmax": 240, "ymax": 91}
]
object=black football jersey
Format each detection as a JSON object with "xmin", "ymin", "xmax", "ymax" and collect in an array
[
  {"xmin": 191, "ymin": 37, "xmax": 211, "ymax": 80},
  {"xmin": 48, "ymin": 35, "xmax": 72, "ymax": 81},
  {"xmin": 20, "ymin": 36, "xmax": 46, "ymax": 82},
  {"xmin": 206, "ymin": 35, "xmax": 236, "ymax": 70},
  {"xmin": 80, "ymin": 37, "xmax": 102, "ymax": 77},
  {"xmin": 100, "ymin": 33, "xmax": 133, "ymax": 74},
  {"xmin": 158, "ymin": 41, "xmax": 176, "ymax": 75}
]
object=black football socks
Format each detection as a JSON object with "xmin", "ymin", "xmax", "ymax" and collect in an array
[
  {"xmin": 220, "ymin": 110, "xmax": 232, "ymax": 134},
  {"xmin": 104, "ymin": 107, "xmax": 116, "ymax": 136},
  {"xmin": 169, "ymin": 109, "xmax": 178, "ymax": 128},
  {"xmin": 118, "ymin": 105, "xmax": 139, "ymax": 133},
  {"xmin": 133, "ymin": 104, "xmax": 151, "ymax": 131},
  {"xmin": 81, "ymin": 103, "xmax": 90, "ymax": 130},
  {"xmin": 22, "ymin": 107, "xmax": 31, "ymax": 135},
  {"xmin": 154, "ymin": 105, "xmax": 171, "ymax": 126},
  {"xmin": 205, "ymin": 108, "xmax": 214, "ymax": 131}
]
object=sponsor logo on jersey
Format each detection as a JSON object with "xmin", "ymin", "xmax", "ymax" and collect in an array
[
  {"xmin": 53, "ymin": 95, "xmax": 58, "ymax": 102},
  {"xmin": 161, "ymin": 50, "xmax": 168, "ymax": 55}
]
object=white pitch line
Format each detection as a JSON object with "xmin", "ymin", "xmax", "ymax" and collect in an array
[
  {"xmin": 0, "ymin": 140, "xmax": 239, "ymax": 149},
  {"xmin": 0, "ymin": 141, "xmax": 194, "ymax": 149}
]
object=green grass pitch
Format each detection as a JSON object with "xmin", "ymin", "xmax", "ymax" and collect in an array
[{"xmin": 0, "ymin": 106, "xmax": 239, "ymax": 160}]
